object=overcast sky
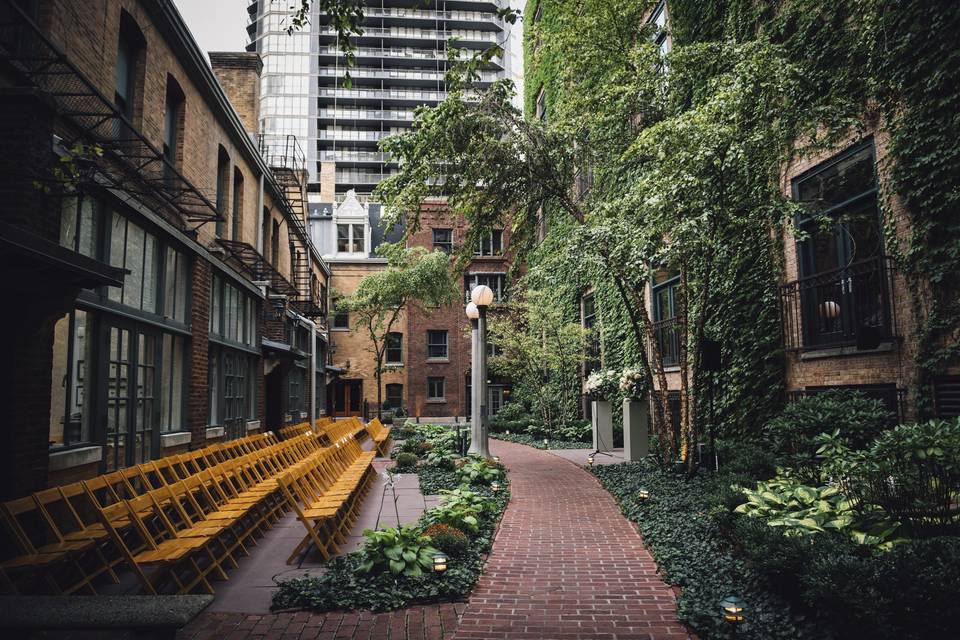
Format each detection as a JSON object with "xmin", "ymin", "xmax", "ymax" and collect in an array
[{"xmin": 173, "ymin": 0, "xmax": 250, "ymax": 59}]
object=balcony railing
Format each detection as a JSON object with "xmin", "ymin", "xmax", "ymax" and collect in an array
[
  {"xmin": 780, "ymin": 256, "xmax": 898, "ymax": 352},
  {"xmin": 652, "ymin": 317, "xmax": 680, "ymax": 367}
]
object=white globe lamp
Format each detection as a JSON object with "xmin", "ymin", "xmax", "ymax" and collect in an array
[
  {"xmin": 465, "ymin": 302, "xmax": 480, "ymax": 320},
  {"xmin": 471, "ymin": 284, "xmax": 494, "ymax": 307}
]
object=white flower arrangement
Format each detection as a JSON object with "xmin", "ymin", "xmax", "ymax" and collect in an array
[
  {"xmin": 584, "ymin": 369, "xmax": 620, "ymax": 399},
  {"xmin": 619, "ymin": 367, "xmax": 649, "ymax": 400}
]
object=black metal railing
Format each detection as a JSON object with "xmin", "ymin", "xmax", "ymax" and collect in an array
[
  {"xmin": 653, "ymin": 317, "xmax": 680, "ymax": 367},
  {"xmin": 780, "ymin": 256, "xmax": 897, "ymax": 352}
]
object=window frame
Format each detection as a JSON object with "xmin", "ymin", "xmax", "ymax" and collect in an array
[
  {"xmin": 427, "ymin": 376, "xmax": 446, "ymax": 402},
  {"xmin": 475, "ymin": 229, "xmax": 503, "ymax": 256},
  {"xmin": 432, "ymin": 228, "xmax": 453, "ymax": 253},
  {"xmin": 386, "ymin": 331, "xmax": 403, "ymax": 365},
  {"xmin": 426, "ymin": 330, "xmax": 449, "ymax": 361}
]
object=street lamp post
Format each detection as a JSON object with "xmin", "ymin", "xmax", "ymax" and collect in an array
[{"xmin": 466, "ymin": 285, "xmax": 494, "ymax": 458}]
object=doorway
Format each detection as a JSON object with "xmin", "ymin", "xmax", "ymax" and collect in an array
[
  {"xmin": 330, "ymin": 379, "xmax": 363, "ymax": 417},
  {"xmin": 102, "ymin": 322, "xmax": 158, "ymax": 471}
]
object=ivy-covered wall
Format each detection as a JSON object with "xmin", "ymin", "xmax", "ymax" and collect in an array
[{"xmin": 522, "ymin": 0, "xmax": 960, "ymax": 429}]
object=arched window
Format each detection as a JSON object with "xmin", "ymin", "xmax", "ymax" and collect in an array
[
  {"xmin": 163, "ymin": 75, "xmax": 185, "ymax": 188},
  {"xmin": 115, "ymin": 11, "xmax": 145, "ymax": 128},
  {"xmin": 215, "ymin": 145, "xmax": 230, "ymax": 238},
  {"xmin": 231, "ymin": 168, "xmax": 244, "ymax": 241}
]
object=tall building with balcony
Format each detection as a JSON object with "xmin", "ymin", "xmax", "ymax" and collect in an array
[{"xmin": 247, "ymin": 0, "xmax": 515, "ymax": 200}]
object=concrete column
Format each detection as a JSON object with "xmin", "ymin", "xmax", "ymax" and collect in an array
[
  {"xmin": 623, "ymin": 398, "xmax": 650, "ymax": 461},
  {"xmin": 592, "ymin": 400, "xmax": 614, "ymax": 453},
  {"xmin": 468, "ymin": 317, "xmax": 481, "ymax": 455}
]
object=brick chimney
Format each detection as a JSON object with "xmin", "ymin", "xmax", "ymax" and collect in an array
[{"xmin": 209, "ymin": 52, "xmax": 262, "ymax": 138}]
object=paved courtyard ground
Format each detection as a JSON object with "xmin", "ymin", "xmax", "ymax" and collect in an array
[{"xmin": 179, "ymin": 440, "xmax": 689, "ymax": 640}]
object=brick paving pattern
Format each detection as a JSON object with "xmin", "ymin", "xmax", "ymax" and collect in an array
[
  {"xmin": 179, "ymin": 439, "xmax": 689, "ymax": 640},
  {"xmin": 454, "ymin": 440, "xmax": 691, "ymax": 640}
]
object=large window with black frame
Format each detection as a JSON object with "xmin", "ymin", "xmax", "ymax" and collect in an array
[
  {"xmin": 208, "ymin": 274, "xmax": 259, "ymax": 440},
  {"xmin": 465, "ymin": 273, "xmax": 506, "ymax": 304},
  {"xmin": 651, "ymin": 267, "xmax": 680, "ymax": 366},
  {"xmin": 790, "ymin": 140, "xmax": 891, "ymax": 350},
  {"xmin": 50, "ymin": 191, "xmax": 192, "ymax": 471}
]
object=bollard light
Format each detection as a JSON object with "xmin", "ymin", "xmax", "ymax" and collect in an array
[
  {"xmin": 506, "ymin": 430, "xmax": 511, "ymax": 435},
  {"xmin": 638, "ymin": 488, "xmax": 650, "ymax": 501},
  {"xmin": 432, "ymin": 552, "xmax": 449, "ymax": 573},
  {"xmin": 491, "ymin": 481, "xmax": 501, "ymax": 494},
  {"xmin": 587, "ymin": 454, "xmax": 595, "ymax": 467},
  {"xmin": 720, "ymin": 596, "xmax": 746, "ymax": 625}
]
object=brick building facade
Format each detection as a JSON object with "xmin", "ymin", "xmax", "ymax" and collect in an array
[{"xmin": 0, "ymin": 0, "xmax": 328, "ymax": 499}]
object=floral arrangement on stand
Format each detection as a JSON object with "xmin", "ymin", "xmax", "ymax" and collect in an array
[
  {"xmin": 618, "ymin": 367, "xmax": 650, "ymax": 400},
  {"xmin": 584, "ymin": 369, "xmax": 621, "ymax": 400}
]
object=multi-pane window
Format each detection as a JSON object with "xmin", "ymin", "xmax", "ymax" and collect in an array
[
  {"xmin": 427, "ymin": 330, "xmax": 448, "ymax": 360},
  {"xmin": 163, "ymin": 75, "xmax": 184, "ymax": 187},
  {"xmin": 427, "ymin": 377, "xmax": 445, "ymax": 401},
  {"xmin": 209, "ymin": 345, "xmax": 257, "ymax": 437},
  {"xmin": 465, "ymin": 273, "xmax": 506, "ymax": 303},
  {"xmin": 475, "ymin": 230, "xmax": 503, "ymax": 256},
  {"xmin": 59, "ymin": 194, "xmax": 99, "ymax": 258},
  {"xmin": 48, "ymin": 310, "xmax": 93, "ymax": 448},
  {"xmin": 163, "ymin": 247, "xmax": 190, "ymax": 324},
  {"xmin": 160, "ymin": 333, "xmax": 186, "ymax": 432},
  {"xmin": 652, "ymin": 269, "xmax": 679, "ymax": 366},
  {"xmin": 386, "ymin": 332, "xmax": 403, "ymax": 364},
  {"xmin": 432, "ymin": 228, "xmax": 453, "ymax": 253},
  {"xmin": 288, "ymin": 365, "xmax": 305, "ymax": 415},
  {"xmin": 336, "ymin": 223, "xmax": 366, "ymax": 253},
  {"xmin": 386, "ymin": 383, "xmax": 404, "ymax": 410},
  {"xmin": 232, "ymin": 168, "xmax": 244, "ymax": 241},
  {"xmin": 115, "ymin": 13, "xmax": 143, "ymax": 124},
  {"xmin": 108, "ymin": 212, "xmax": 160, "ymax": 313},
  {"xmin": 535, "ymin": 87, "xmax": 546, "ymax": 121},
  {"xmin": 209, "ymin": 275, "xmax": 258, "ymax": 347},
  {"xmin": 332, "ymin": 297, "xmax": 349, "ymax": 330},
  {"xmin": 649, "ymin": 2, "xmax": 671, "ymax": 58},
  {"xmin": 582, "ymin": 293, "xmax": 600, "ymax": 375}
]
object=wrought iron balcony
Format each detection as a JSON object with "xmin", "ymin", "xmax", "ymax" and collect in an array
[{"xmin": 780, "ymin": 256, "xmax": 898, "ymax": 352}]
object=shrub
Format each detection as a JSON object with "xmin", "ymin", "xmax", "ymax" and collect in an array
[
  {"xmin": 763, "ymin": 390, "xmax": 892, "ymax": 481},
  {"xmin": 356, "ymin": 525, "xmax": 439, "ymax": 577},
  {"xmin": 825, "ymin": 418, "xmax": 960, "ymax": 536},
  {"xmin": 716, "ymin": 438, "xmax": 776, "ymax": 480},
  {"xmin": 423, "ymin": 524, "xmax": 469, "ymax": 558},
  {"xmin": 394, "ymin": 452, "xmax": 418, "ymax": 471}
]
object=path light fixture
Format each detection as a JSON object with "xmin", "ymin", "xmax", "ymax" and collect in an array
[
  {"xmin": 505, "ymin": 430, "xmax": 510, "ymax": 435},
  {"xmin": 491, "ymin": 481, "xmax": 501, "ymax": 495},
  {"xmin": 492, "ymin": 456, "xmax": 500, "ymax": 464},
  {"xmin": 543, "ymin": 438, "xmax": 549, "ymax": 447},
  {"xmin": 637, "ymin": 488, "xmax": 650, "ymax": 501},
  {"xmin": 587, "ymin": 454, "xmax": 595, "ymax": 467},
  {"xmin": 720, "ymin": 596, "xmax": 746, "ymax": 628},
  {"xmin": 432, "ymin": 552, "xmax": 449, "ymax": 573}
]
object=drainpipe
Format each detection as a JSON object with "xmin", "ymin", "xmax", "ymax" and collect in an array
[
  {"xmin": 256, "ymin": 174, "xmax": 265, "ymax": 252},
  {"xmin": 290, "ymin": 309, "xmax": 317, "ymax": 427}
]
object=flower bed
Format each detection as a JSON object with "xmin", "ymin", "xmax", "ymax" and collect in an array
[
  {"xmin": 272, "ymin": 426, "xmax": 509, "ymax": 613},
  {"xmin": 491, "ymin": 432, "xmax": 590, "ymax": 449}
]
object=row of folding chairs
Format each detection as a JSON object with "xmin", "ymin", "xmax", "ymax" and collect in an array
[
  {"xmin": 0, "ymin": 429, "xmax": 372, "ymax": 595},
  {"xmin": 364, "ymin": 418, "xmax": 392, "ymax": 456},
  {"xmin": 315, "ymin": 417, "xmax": 367, "ymax": 444},
  {"xmin": 276, "ymin": 434, "xmax": 376, "ymax": 564}
]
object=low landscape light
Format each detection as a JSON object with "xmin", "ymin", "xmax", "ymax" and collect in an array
[
  {"xmin": 720, "ymin": 596, "xmax": 746, "ymax": 625},
  {"xmin": 491, "ymin": 481, "xmax": 501, "ymax": 494},
  {"xmin": 543, "ymin": 438, "xmax": 549, "ymax": 446},
  {"xmin": 637, "ymin": 488, "xmax": 650, "ymax": 501},
  {"xmin": 492, "ymin": 456, "xmax": 500, "ymax": 464},
  {"xmin": 587, "ymin": 454, "xmax": 595, "ymax": 467},
  {"xmin": 432, "ymin": 552, "xmax": 449, "ymax": 573}
]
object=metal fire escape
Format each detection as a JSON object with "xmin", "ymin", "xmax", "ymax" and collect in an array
[
  {"xmin": 0, "ymin": 0, "xmax": 220, "ymax": 228},
  {"xmin": 260, "ymin": 134, "xmax": 326, "ymax": 320}
]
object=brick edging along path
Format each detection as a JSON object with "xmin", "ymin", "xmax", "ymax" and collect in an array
[
  {"xmin": 453, "ymin": 440, "xmax": 692, "ymax": 640},
  {"xmin": 180, "ymin": 440, "xmax": 690, "ymax": 640}
]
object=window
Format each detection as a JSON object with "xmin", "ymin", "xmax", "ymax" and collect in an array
[
  {"xmin": 465, "ymin": 273, "xmax": 506, "ymax": 303},
  {"xmin": 336, "ymin": 223, "xmax": 366, "ymax": 253},
  {"xmin": 59, "ymin": 193, "xmax": 100, "ymax": 258},
  {"xmin": 271, "ymin": 219, "xmax": 280, "ymax": 267},
  {"xmin": 386, "ymin": 383, "xmax": 404, "ymax": 410},
  {"xmin": 163, "ymin": 246, "xmax": 190, "ymax": 324},
  {"xmin": 108, "ymin": 212, "xmax": 160, "ymax": 313},
  {"xmin": 209, "ymin": 345, "xmax": 257, "ymax": 438},
  {"xmin": 288, "ymin": 364, "xmax": 305, "ymax": 416},
  {"xmin": 48, "ymin": 310, "xmax": 93, "ymax": 448},
  {"xmin": 475, "ymin": 230, "xmax": 503, "ymax": 256},
  {"xmin": 427, "ymin": 330, "xmax": 448, "ymax": 360},
  {"xmin": 652, "ymin": 268, "xmax": 679, "ymax": 366},
  {"xmin": 209, "ymin": 274, "xmax": 258, "ymax": 348},
  {"xmin": 160, "ymin": 333, "xmax": 186, "ymax": 432},
  {"xmin": 582, "ymin": 293, "xmax": 600, "ymax": 375},
  {"xmin": 232, "ymin": 168, "xmax": 244, "ymax": 241},
  {"xmin": 535, "ymin": 86, "xmax": 546, "ymax": 121},
  {"xmin": 427, "ymin": 377, "xmax": 445, "ymax": 401},
  {"xmin": 215, "ymin": 146, "xmax": 230, "ymax": 238},
  {"xmin": 432, "ymin": 228, "xmax": 453, "ymax": 253},
  {"xmin": 261, "ymin": 208, "xmax": 271, "ymax": 262},
  {"xmin": 332, "ymin": 297, "xmax": 349, "ymax": 330},
  {"xmin": 386, "ymin": 332, "xmax": 403, "ymax": 364},
  {"xmin": 792, "ymin": 142, "xmax": 887, "ymax": 349},
  {"xmin": 649, "ymin": 2, "xmax": 671, "ymax": 58},
  {"xmin": 115, "ymin": 12, "xmax": 144, "ymax": 125},
  {"xmin": 163, "ymin": 75, "xmax": 184, "ymax": 187}
]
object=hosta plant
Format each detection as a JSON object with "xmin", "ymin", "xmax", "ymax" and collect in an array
[
  {"xmin": 422, "ymin": 501, "xmax": 482, "ymax": 534},
  {"xmin": 357, "ymin": 525, "xmax": 440, "ymax": 577},
  {"xmin": 735, "ymin": 474, "xmax": 901, "ymax": 549},
  {"xmin": 456, "ymin": 457, "xmax": 504, "ymax": 485}
]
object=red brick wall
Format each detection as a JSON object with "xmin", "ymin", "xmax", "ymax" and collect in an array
[{"xmin": 188, "ymin": 260, "xmax": 212, "ymax": 442}]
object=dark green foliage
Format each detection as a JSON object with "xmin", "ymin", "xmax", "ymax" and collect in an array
[
  {"xmin": 393, "ymin": 452, "xmax": 418, "ymax": 471},
  {"xmin": 491, "ymin": 433, "xmax": 590, "ymax": 450},
  {"xmin": 763, "ymin": 391, "xmax": 891, "ymax": 480},
  {"xmin": 716, "ymin": 439, "xmax": 776, "ymax": 480},
  {"xmin": 414, "ymin": 465, "xmax": 459, "ymax": 496},
  {"xmin": 422, "ymin": 524, "xmax": 470, "ymax": 559}
]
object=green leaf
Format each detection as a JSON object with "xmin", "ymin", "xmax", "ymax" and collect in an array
[{"xmin": 389, "ymin": 559, "xmax": 405, "ymax": 574}]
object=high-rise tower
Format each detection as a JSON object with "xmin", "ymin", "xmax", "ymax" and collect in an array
[{"xmin": 247, "ymin": 1, "xmax": 515, "ymax": 202}]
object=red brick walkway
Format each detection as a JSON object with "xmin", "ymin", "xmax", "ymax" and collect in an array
[
  {"xmin": 454, "ymin": 440, "xmax": 691, "ymax": 640},
  {"xmin": 179, "ymin": 439, "xmax": 688, "ymax": 640}
]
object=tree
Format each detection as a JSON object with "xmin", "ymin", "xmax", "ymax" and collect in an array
[
  {"xmin": 338, "ymin": 244, "xmax": 457, "ymax": 418},
  {"xmin": 487, "ymin": 290, "xmax": 588, "ymax": 435}
]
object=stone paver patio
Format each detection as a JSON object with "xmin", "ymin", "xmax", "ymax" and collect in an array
[{"xmin": 179, "ymin": 439, "xmax": 689, "ymax": 640}]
